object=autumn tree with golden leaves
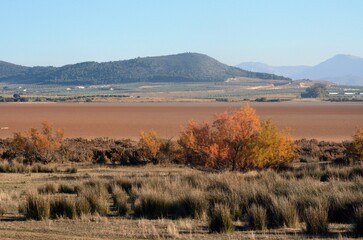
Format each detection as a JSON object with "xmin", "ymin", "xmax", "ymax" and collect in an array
[
  {"xmin": 179, "ymin": 105, "xmax": 295, "ymax": 171},
  {"xmin": 11, "ymin": 121, "xmax": 64, "ymax": 164},
  {"xmin": 139, "ymin": 129, "xmax": 162, "ymax": 164},
  {"xmin": 347, "ymin": 128, "xmax": 363, "ymax": 161}
]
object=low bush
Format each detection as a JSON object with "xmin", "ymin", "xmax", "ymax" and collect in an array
[
  {"xmin": 22, "ymin": 193, "xmax": 50, "ymax": 220},
  {"xmin": 209, "ymin": 204, "xmax": 234, "ymax": 233},
  {"xmin": 247, "ymin": 204, "xmax": 267, "ymax": 230},
  {"xmin": 303, "ymin": 205, "xmax": 329, "ymax": 235}
]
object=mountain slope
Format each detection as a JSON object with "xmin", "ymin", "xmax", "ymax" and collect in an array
[
  {"xmin": 0, "ymin": 53, "xmax": 290, "ymax": 85},
  {"xmin": 0, "ymin": 61, "xmax": 29, "ymax": 78}
]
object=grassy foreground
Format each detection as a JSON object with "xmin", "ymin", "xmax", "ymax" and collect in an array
[{"xmin": 0, "ymin": 164, "xmax": 362, "ymax": 239}]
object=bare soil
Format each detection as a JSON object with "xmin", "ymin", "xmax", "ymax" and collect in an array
[{"xmin": 0, "ymin": 101, "xmax": 362, "ymax": 141}]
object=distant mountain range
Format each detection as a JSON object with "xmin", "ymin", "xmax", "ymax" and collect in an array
[
  {"xmin": 237, "ymin": 54, "xmax": 363, "ymax": 86},
  {"xmin": 0, "ymin": 53, "xmax": 289, "ymax": 85}
]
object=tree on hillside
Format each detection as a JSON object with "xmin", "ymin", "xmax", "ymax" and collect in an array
[
  {"xmin": 301, "ymin": 83, "xmax": 328, "ymax": 98},
  {"xmin": 179, "ymin": 105, "xmax": 295, "ymax": 171}
]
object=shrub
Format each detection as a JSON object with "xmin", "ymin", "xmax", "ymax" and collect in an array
[
  {"xmin": 50, "ymin": 198, "xmax": 76, "ymax": 219},
  {"xmin": 38, "ymin": 183, "xmax": 57, "ymax": 194},
  {"xmin": 209, "ymin": 204, "xmax": 234, "ymax": 233},
  {"xmin": 303, "ymin": 205, "xmax": 329, "ymax": 235},
  {"xmin": 11, "ymin": 122, "xmax": 64, "ymax": 164},
  {"xmin": 23, "ymin": 193, "xmax": 50, "ymax": 220},
  {"xmin": 354, "ymin": 207, "xmax": 363, "ymax": 237},
  {"xmin": 247, "ymin": 204, "xmax": 267, "ymax": 230},
  {"xmin": 112, "ymin": 188, "xmax": 129, "ymax": 216}
]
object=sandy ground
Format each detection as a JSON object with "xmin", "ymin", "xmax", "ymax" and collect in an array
[{"xmin": 0, "ymin": 101, "xmax": 362, "ymax": 141}]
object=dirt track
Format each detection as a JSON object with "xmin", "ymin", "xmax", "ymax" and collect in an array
[{"xmin": 0, "ymin": 102, "xmax": 362, "ymax": 141}]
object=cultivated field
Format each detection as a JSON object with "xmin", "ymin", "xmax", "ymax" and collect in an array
[{"xmin": 0, "ymin": 101, "xmax": 362, "ymax": 141}]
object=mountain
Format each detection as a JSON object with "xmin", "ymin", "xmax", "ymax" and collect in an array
[
  {"xmin": 292, "ymin": 54, "xmax": 363, "ymax": 85},
  {"xmin": 0, "ymin": 53, "xmax": 289, "ymax": 85},
  {"xmin": 236, "ymin": 62, "xmax": 309, "ymax": 78},
  {"xmin": 237, "ymin": 54, "xmax": 363, "ymax": 86}
]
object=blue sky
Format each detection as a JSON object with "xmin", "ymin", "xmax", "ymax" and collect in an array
[{"xmin": 1, "ymin": 0, "xmax": 362, "ymax": 67}]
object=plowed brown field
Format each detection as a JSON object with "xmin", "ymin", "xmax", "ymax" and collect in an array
[{"xmin": 0, "ymin": 102, "xmax": 362, "ymax": 141}]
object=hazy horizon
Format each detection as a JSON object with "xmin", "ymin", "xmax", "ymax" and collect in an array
[{"xmin": 1, "ymin": 0, "xmax": 363, "ymax": 67}]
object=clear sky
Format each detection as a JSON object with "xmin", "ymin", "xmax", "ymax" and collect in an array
[{"xmin": 1, "ymin": 0, "xmax": 362, "ymax": 67}]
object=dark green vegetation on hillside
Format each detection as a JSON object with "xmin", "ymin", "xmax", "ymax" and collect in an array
[{"xmin": 0, "ymin": 53, "xmax": 290, "ymax": 85}]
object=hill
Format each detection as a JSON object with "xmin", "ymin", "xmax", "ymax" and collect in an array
[
  {"xmin": 0, "ymin": 53, "xmax": 289, "ymax": 85},
  {"xmin": 237, "ymin": 54, "xmax": 363, "ymax": 86}
]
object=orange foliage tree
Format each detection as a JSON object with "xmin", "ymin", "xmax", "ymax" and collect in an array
[
  {"xmin": 139, "ymin": 129, "xmax": 162, "ymax": 164},
  {"xmin": 11, "ymin": 121, "xmax": 64, "ymax": 164},
  {"xmin": 179, "ymin": 105, "xmax": 295, "ymax": 171},
  {"xmin": 348, "ymin": 128, "xmax": 363, "ymax": 161}
]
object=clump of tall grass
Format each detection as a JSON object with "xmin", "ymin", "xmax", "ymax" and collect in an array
[
  {"xmin": 58, "ymin": 183, "xmax": 78, "ymax": 194},
  {"xmin": 173, "ymin": 190, "xmax": 207, "ymax": 219},
  {"xmin": 38, "ymin": 183, "xmax": 57, "ymax": 194},
  {"xmin": 31, "ymin": 164, "xmax": 57, "ymax": 173},
  {"xmin": 354, "ymin": 207, "xmax": 363, "ymax": 237},
  {"xmin": 134, "ymin": 191, "xmax": 171, "ymax": 219},
  {"xmin": 79, "ymin": 181, "xmax": 109, "ymax": 216},
  {"xmin": 269, "ymin": 197, "xmax": 299, "ymax": 228},
  {"xmin": 303, "ymin": 205, "xmax": 329, "ymax": 235},
  {"xmin": 327, "ymin": 192, "xmax": 363, "ymax": 223},
  {"xmin": 112, "ymin": 188, "xmax": 129, "ymax": 216},
  {"xmin": 247, "ymin": 204, "xmax": 267, "ymax": 230},
  {"xmin": 75, "ymin": 196, "xmax": 91, "ymax": 216},
  {"xmin": 65, "ymin": 166, "xmax": 77, "ymax": 174},
  {"xmin": 0, "ymin": 203, "xmax": 6, "ymax": 216},
  {"xmin": 0, "ymin": 162, "xmax": 28, "ymax": 173},
  {"xmin": 22, "ymin": 192, "xmax": 50, "ymax": 220},
  {"xmin": 50, "ymin": 197, "xmax": 76, "ymax": 219},
  {"xmin": 208, "ymin": 204, "xmax": 234, "ymax": 233}
]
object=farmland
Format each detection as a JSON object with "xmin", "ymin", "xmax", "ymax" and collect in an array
[{"xmin": 0, "ymin": 101, "xmax": 362, "ymax": 141}]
